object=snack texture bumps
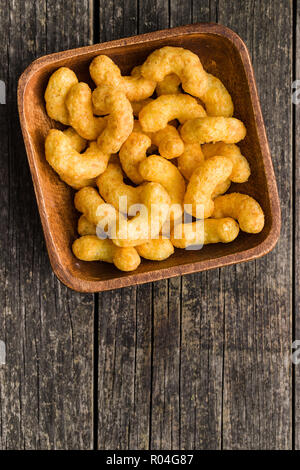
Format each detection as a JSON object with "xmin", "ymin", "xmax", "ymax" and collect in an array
[
  {"xmin": 181, "ymin": 116, "xmax": 247, "ymax": 144},
  {"xmin": 139, "ymin": 94, "xmax": 206, "ymax": 132},
  {"xmin": 45, "ymin": 129, "xmax": 109, "ymax": 189},
  {"xmin": 43, "ymin": 45, "xmax": 265, "ymax": 273},
  {"xmin": 45, "ymin": 67, "xmax": 78, "ymax": 125},
  {"xmin": 141, "ymin": 46, "xmax": 208, "ymax": 97}
]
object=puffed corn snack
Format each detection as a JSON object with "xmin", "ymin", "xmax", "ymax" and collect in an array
[{"xmin": 43, "ymin": 46, "xmax": 265, "ymax": 272}]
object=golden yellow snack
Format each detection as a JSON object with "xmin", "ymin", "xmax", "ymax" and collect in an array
[
  {"xmin": 137, "ymin": 238, "xmax": 174, "ymax": 261},
  {"xmin": 202, "ymin": 142, "xmax": 250, "ymax": 183},
  {"xmin": 139, "ymin": 94, "xmax": 206, "ymax": 132},
  {"xmin": 150, "ymin": 125, "xmax": 184, "ymax": 159},
  {"xmin": 65, "ymin": 82, "xmax": 107, "ymax": 140},
  {"xmin": 212, "ymin": 179, "xmax": 231, "ymax": 199},
  {"xmin": 156, "ymin": 73, "xmax": 181, "ymax": 96},
  {"xmin": 139, "ymin": 155, "xmax": 186, "ymax": 213},
  {"xmin": 89, "ymin": 55, "xmax": 156, "ymax": 101},
  {"xmin": 212, "ymin": 193, "xmax": 265, "ymax": 233},
  {"xmin": 45, "ymin": 129, "xmax": 109, "ymax": 189},
  {"xmin": 184, "ymin": 156, "xmax": 233, "ymax": 218},
  {"xmin": 131, "ymin": 98, "xmax": 153, "ymax": 116},
  {"xmin": 73, "ymin": 235, "xmax": 114, "ymax": 262},
  {"xmin": 77, "ymin": 215, "xmax": 96, "ymax": 236},
  {"xmin": 119, "ymin": 131, "xmax": 152, "ymax": 184},
  {"xmin": 96, "ymin": 163, "xmax": 142, "ymax": 211},
  {"xmin": 141, "ymin": 46, "xmax": 208, "ymax": 97},
  {"xmin": 63, "ymin": 127, "xmax": 87, "ymax": 153},
  {"xmin": 74, "ymin": 187, "xmax": 116, "ymax": 228},
  {"xmin": 114, "ymin": 182, "xmax": 171, "ymax": 247},
  {"xmin": 125, "ymin": 65, "xmax": 157, "ymax": 101},
  {"xmin": 92, "ymin": 84, "xmax": 134, "ymax": 154},
  {"xmin": 133, "ymin": 120, "xmax": 183, "ymax": 158},
  {"xmin": 113, "ymin": 246, "xmax": 141, "ymax": 271},
  {"xmin": 177, "ymin": 140, "xmax": 231, "ymax": 197},
  {"xmin": 44, "ymin": 67, "xmax": 78, "ymax": 125},
  {"xmin": 181, "ymin": 116, "xmax": 247, "ymax": 144},
  {"xmin": 171, "ymin": 218, "xmax": 240, "ymax": 248},
  {"xmin": 72, "ymin": 235, "xmax": 141, "ymax": 271},
  {"xmin": 177, "ymin": 143, "xmax": 204, "ymax": 180},
  {"xmin": 200, "ymin": 73, "xmax": 234, "ymax": 117}
]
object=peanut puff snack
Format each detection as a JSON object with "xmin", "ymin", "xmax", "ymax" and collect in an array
[{"xmin": 44, "ymin": 46, "xmax": 264, "ymax": 272}]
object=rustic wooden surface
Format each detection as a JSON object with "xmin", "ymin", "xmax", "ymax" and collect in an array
[
  {"xmin": 295, "ymin": 0, "xmax": 300, "ymax": 451},
  {"xmin": 0, "ymin": 0, "xmax": 296, "ymax": 450}
]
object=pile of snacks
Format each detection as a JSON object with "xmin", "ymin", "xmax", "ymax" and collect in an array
[{"xmin": 44, "ymin": 46, "xmax": 264, "ymax": 272}]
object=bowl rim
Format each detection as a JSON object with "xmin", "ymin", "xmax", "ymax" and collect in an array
[{"xmin": 17, "ymin": 22, "xmax": 281, "ymax": 293}]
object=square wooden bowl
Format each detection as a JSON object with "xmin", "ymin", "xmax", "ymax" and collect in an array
[{"xmin": 18, "ymin": 23, "xmax": 280, "ymax": 293}]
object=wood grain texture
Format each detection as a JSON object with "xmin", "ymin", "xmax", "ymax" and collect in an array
[
  {"xmin": 0, "ymin": 0, "xmax": 294, "ymax": 450},
  {"xmin": 173, "ymin": 0, "xmax": 224, "ymax": 451},
  {"xmin": 139, "ymin": 0, "xmax": 180, "ymax": 451},
  {"xmin": 218, "ymin": 0, "xmax": 292, "ymax": 449},
  {"xmin": 97, "ymin": 0, "xmax": 152, "ymax": 450},
  {"xmin": 295, "ymin": 0, "xmax": 300, "ymax": 451},
  {"xmin": 0, "ymin": 0, "xmax": 94, "ymax": 449},
  {"xmin": 95, "ymin": 0, "xmax": 289, "ymax": 450}
]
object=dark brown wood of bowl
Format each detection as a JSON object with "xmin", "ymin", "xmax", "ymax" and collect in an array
[{"xmin": 17, "ymin": 23, "xmax": 281, "ymax": 293}]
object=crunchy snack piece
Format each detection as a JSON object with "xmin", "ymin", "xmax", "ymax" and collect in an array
[
  {"xmin": 202, "ymin": 142, "xmax": 250, "ymax": 183},
  {"xmin": 156, "ymin": 73, "xmax": 181, "ymax": 96},
  {"xmin": 171, "ymin": 218, "xmax": 240, "ymax": 248},
  {"xmin": 177, "ymin": 143, "xmax": 205, "ymax": 180},
  {"xmin": 212, "ymin": 179, "xmax": 231, "ymax": 199},
  {"xmin": 44, "ymin": 67, "xmax": 78, "ymax": 125},
  {"xmin": 139, "ymin": 155, "xmax": 186, "ymax": 213},
  {"xmin": 72, "ymin": 235, "xmax": 141, "ymax": 271},
  {"xmin": 126, "ymin": 65, "xmax": 157, "ymax": 101},
  {"xmin": 133, "ymin": 120, "xmax": 183, "ymax": 159},
  {"xmin": 113, "ymin": 246, "xmax": 141, "ymax": 271},
  {"xmin": 119, "ymin": 131, "xmax": 152, "ymax": 184},
  {"xmin": 96, "ymin": 163, "xmax": 142, "ymax": 211},
  {"xmin": 65, "ymin": 82, "xmax": 107, "ymax": 140},
  {"xmin": 74, "ymin": 187, "xmax": 116, "ymax": 228},
  {"xmin": 212, "ymin": 193, "xmax": 265, "ymax": 233},
  {"xmin": 181, "ymin": 116, "xmax": 247, "ymax": 144},
  {"xmin": 114, "ymin": 182, "xmax": 171, "ymax": 247},
  {"xmin": 177, "ymin": 141, "xmax": 229, "ymax": 197},
  {"xmin": 92, "ymin": 84, "xmax": 134, "ymax": 154},
  {"xmin": 141, "ymin": 46, "xmax": 208, "ymax": 97},
  {"xmin": 139, "ymin": 94, "xmax": 206, "ymax": 132},
  {"xmin": 90, "ymin": 55, "xmax": 156, "ymax": 101},
  {"xmin": 150, "ymin": 125, "xmax": 184, "ymax": 159},
  {"xmin": 184, "ymin": 156, "xmax": 233, "ymax": 218},
  {"xmin": 137, "ymin": 238, "xmax": 174, "ymax": 260},
  {"xmin": 131, "ymin": 98, "xmax": 154, "ymax": 116},
  {"xmin": 63, "ymin": 127, "xmax": 87, "ymax": 153},
  {"xmin": 77, "ymin": 215, "xmax": 96, "ymax": 236},
  {"xmin": 45, "ymin": 129, "xmax": 109, "ymax": 189},
  {"xmin": 200, "ymin": 73, "xmax": 234, "ymax": 117}
]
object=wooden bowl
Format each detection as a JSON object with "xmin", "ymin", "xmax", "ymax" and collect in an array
[{"xmin": 17, "ymin": 23, "xmax": 281, "ymax": 293}]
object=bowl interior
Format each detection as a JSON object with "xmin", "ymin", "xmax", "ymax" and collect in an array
[{"xmin": 22, "ymin": 31, "xmax": 273, "ymax": 285}]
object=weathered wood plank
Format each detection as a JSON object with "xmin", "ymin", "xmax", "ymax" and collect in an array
[
  {"xmin": 97, "ymin": 0, "xmax": 153, "ymax": 450},
  {"xmin": 218, "ymin": 0, "xmax": 292, "ymax": 449},
  {"xmin": 139, "ymin": 0, "xmax": 181, "ymax": 451},
  {"xmin": 98, "ymin": 285, "xmax": 152, "ymax": 449},
  {"xmin": 0, "ymin": 0, "xmax": 94, "ymax": 449},
  {"xmin": 295, "ymin": 0, "xmax": 300, "ymax": 450},
  {"xmin": 173, "ymin": 0, "xmax": 225, "ymax": 451}
]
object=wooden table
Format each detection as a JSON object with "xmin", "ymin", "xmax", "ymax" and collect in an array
[{"xmin": 0, "ymin": 0, "xmax": 296, "ymax": 450}]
